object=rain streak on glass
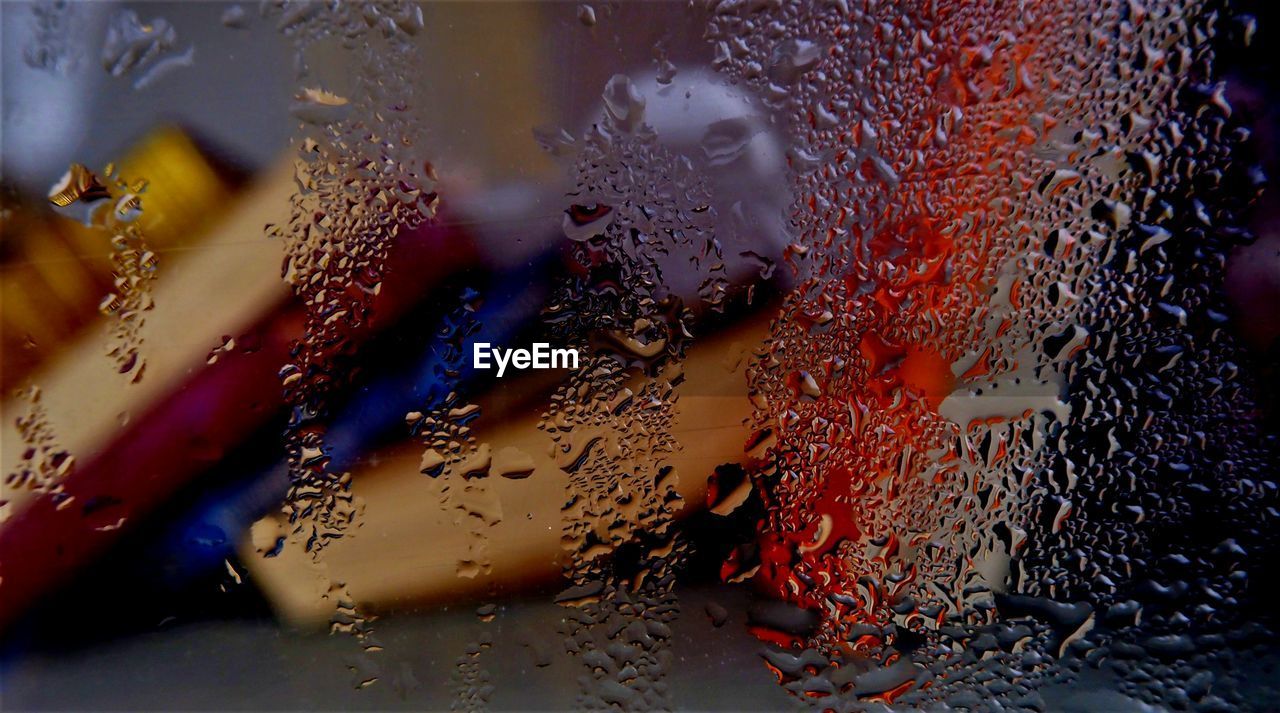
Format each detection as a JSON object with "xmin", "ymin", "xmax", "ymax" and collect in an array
[
  {"xmin": 1, "ymin": 386, "xmax": 74, "ymax": 524},
  {"xmin": 704, "ymin": 0, "xmax": 1277, "ymax": 709},
  {"xmin": 23, "ymin": 0, "xmax": 80, "ymax": 75},
  {"xmin": 47, "ymin": 163, "xmax": 157, "ymax": 384},
  {"xmin": 261, "ymin": 0, "xmax": 433, "ymax": 689}
]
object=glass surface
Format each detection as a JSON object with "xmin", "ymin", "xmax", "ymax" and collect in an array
[{"xmin": 2, "ymin": 1, "xmax": 1279, "ymax": 710}]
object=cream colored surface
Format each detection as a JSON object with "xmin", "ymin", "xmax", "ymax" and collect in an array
[
  {"xmin": 243, "ymin": 316, "xmax": 768, "ymax": 625},
  {"xmin": 0, "ymin": 159, "xmax": 294, "ymax": 516}
]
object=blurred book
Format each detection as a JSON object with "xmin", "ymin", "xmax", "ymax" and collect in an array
[
  {"xmin": 242, "ymin": 313, "xmax": 768, "ymax": 624},
  {"xmin": 1, "ymin": 127, "xmax": 240, "ymax": 392}
]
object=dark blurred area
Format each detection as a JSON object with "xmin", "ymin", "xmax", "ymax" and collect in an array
[{"xmin": 1223, "ymin": 2, "xmax": 1280, "ymax": 428}]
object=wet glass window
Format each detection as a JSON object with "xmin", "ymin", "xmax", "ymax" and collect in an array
[{"xmin": 2, "ymin": 1, "xmax": 1279, "ymax": 710}]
